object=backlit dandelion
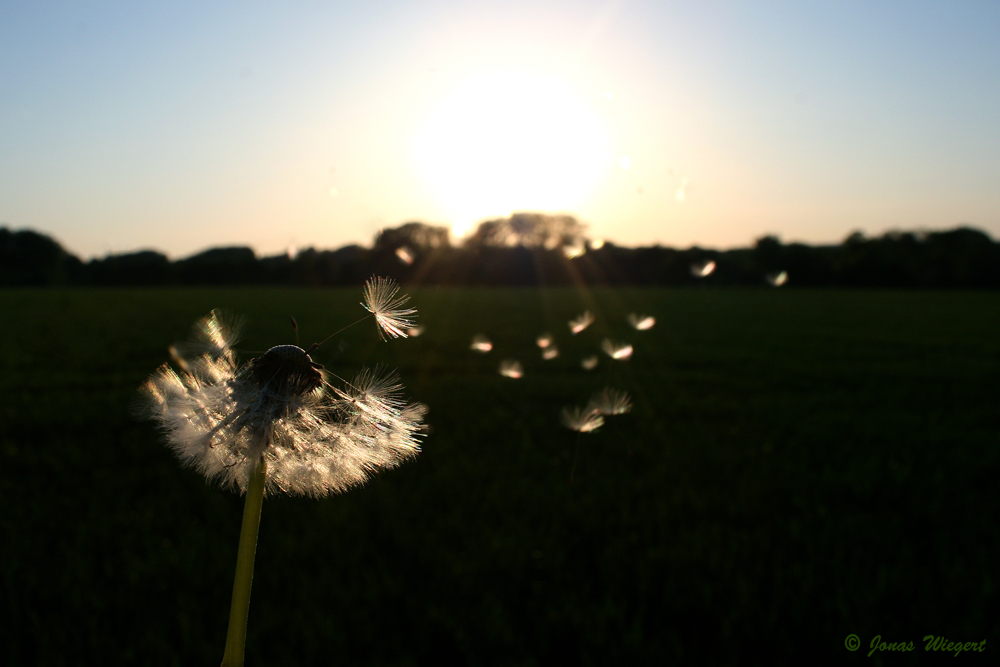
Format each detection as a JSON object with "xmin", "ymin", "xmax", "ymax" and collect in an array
[
  {"xmin": 581, "ymin": 355, "xmax": 599, "ymax": 370},
  {"xmin": 568, "ymin": 310, "xmax": 595, "ymax": 334},
  {"xmin": 627, "ymin": 313, "xmax": 656, "ymax": 330},
  {"xmin": 141, "ymin": 280, "xmax": 423, "ymax": 666},
  {"xmin": 470, "ymin": 334, "xmax": 493, "ymax": 352},
  {"xmin": 362, "ymin": 276, "xmax": 417, "ymax": 340},
  {"xmin": 542, "ymin": 346, "xmax": 559, "ymax": 360},
  {"xmin": 499, "ymin": 359, "xmax": 523, "ymax": 378},
  {"xmin": 601, "ymin": 339, "xmax": 633, "ymax": 360}
]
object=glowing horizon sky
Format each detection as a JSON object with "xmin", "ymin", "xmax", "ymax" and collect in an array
[{"xmin": 2, "ymin": 1, "xmax": 999, "ymax": 259}]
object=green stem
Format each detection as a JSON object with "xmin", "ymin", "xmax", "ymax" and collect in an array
[{"xmin": 220, "ymin": 457, "xmax": 267, "ymax": 667}]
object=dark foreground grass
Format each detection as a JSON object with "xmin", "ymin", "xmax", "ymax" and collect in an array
[{"xmin": 1, "ymin": 287, "xmax": 998, "ymax": 665}]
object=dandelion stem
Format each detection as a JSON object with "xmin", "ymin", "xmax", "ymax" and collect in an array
[{"xmin": 220, "ymin": 457, "xmax": 267, "ymax": 667}]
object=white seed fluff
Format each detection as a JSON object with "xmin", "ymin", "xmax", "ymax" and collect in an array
[{"xmin": 141, "ymin": 308, "xmax": 423, "ymax": 498}]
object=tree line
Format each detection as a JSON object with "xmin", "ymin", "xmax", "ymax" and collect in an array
[{"xmin": 2, "ymin": 214, "xmax": 998, "ymax": 288}]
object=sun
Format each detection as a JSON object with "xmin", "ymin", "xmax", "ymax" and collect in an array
[{"xmin": 413, "ymin": 72, "xmax": 610, "ymax": 237}]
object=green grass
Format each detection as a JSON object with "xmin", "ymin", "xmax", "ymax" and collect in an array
[{"xmin": 2, "ymin": 287, "xmax": 998, "ymax": 665}]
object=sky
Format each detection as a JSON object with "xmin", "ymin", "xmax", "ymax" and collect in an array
[{"xmin": 2, "ymin": 0, "xmax": 999, "ymax": 260}]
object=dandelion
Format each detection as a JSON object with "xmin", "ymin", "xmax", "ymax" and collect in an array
[
  {"xmin": 581, "ymin": 355, "xmax": 599, "ymax": 370},
  {"xmin": 601, "ymin": 339, "xmax": 634, "ymax": 360},
  {"xmin": 561, "ymin": 405, "xmax": 604, "ymax": 433},
  {"xmin": 536, "ymin": 333, "xmax": 553, "ymax": 349},
  {"xmin": 766, "ymin": 270, "xmax": 788, "ymax": 287},
  {"xmin": 568, "ymin": 310, "xmax": 595, "ymax": 334},
  {"xmin": 470, "ymin": 334, "xmax": 493, "ymax": 353},
  {"xmin": 140, "ymin": 279, "xmax": 423, "ymax": 666},
  {"xmin": 691, "ymin": 260, "xmax": 716, "ymax": 277},
  {"xmin": 627, "ymin": 313, "xmax": 656, "ymax": 330},
  {"xmin": 542, "ymin": 346, "xmax": 559, "ymax": 360},
  {"xmin": 362, "ymin": 276, "xmax": 417, "ymax": 340},
  {"xmin": 588, "ymin": 387, "xmax": 633, "ymax": 416},
  {"xmin": 498, "ymin": 359, "xmax": 523, "ymax": 378}
]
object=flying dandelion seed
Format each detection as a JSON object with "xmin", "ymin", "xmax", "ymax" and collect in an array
[
  {"xmin": 601, "ymin": 339, "xmax": 633, "ymax": 360},
  {"xmin": 563, "ymin": 244, "xmax": 586, "ymax": 259},
  {"xmin": 691, "ymin": 260, "xmax": 716, "ymax": 277},
  {"xmin": 568, "ymin": 310, "xmax": 595, "ymax": 335},
  {"xmin": 588, "ymin": 387, "xmax": 633, "ymax": 416},
  {"xmin": 395, "ymin": 246, "xmax": 415, "ymax": 265},
  {"xmin": 766, "ymin": 270, "xmax": 788, "ymax": 287},
  {"xmin": 499, "ymin": 359, "xmax": 523, "ymax": 378},
  {"xmin": 627, "ymin": 313, "xmax": 656, "ymax": 330},
  {"xmin": 536, "ymin": 333, "xmax": 553, "ymax": 349},
  {"xmin": 542, "ymin": 346, "xmax": 559, "ymax": 360},
  {"xmin": 470, "ymin": 334, "xmax": 493, "ymax": 353},
  {"xmin": 581, "ymin": 355, "xmax": 599, "ymax": 370},
  {"xmin": 406, "ymin": 325, "xmax": 425, "ymax": 337},
  {"xmin": 361, "ymin": 277, "xmax": 417, "ymax": 340},
  {"xmin": 560, "ymin": 405, "xmax": 604, "ymax": 432}
]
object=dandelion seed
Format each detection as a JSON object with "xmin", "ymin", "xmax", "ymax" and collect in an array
[
  {"xmin": 581, "ymin": 355, "xmax": 599, "ymax": 370},
  {"xmin": 601, "ymin": 339, "xmax": 633, "ymax": 360},
  {"xmin": 407, "ymin": 325, "xmax": 425, "ymax": 337},
  {"xmin": 470, "ymin": 334, "xmax": 493, "ymax": 353},
  {"xmin": 562, "ymin": 244, "xmax": 586, "ymax": 259},
  {"xmin": 691, "ymin": 260, "xmax": 716, "ymax": 277},
  {"xmin": 395, "ymin": 246, "xmax": 415, "ymax": 265},
  {"xmin": 536, "ymin": 333, "xmax": 553, "ymax": 349},
  {"xmin": 588, "ymin": 387, "xmax": 633, "ymax": 416},
  {"xmin": 766, "ymin": 270, "xmax": 788, "ymax": 287},
  {"xmin": 568, "ymin": 310, "xmax": 595, "ymax": 335},
  {"xmin": 542, "ymin": 346, "xmax": 559, "ymax": 360},
  {"xmin": 362, "ymin": 276, "xmax": 417, "ymax": 340},
  {"xmin": 560, "ymin": 405, "xmax": 604, "ymax": 432},
  {"xmin": 499, "ymin": 359, "xmax": 523, "ymax": 378},
  {"xmin": 627, "ymin": 313, "xmax": 656, "ymax": 330}
]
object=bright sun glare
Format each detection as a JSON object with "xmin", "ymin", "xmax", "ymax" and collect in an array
[{"xmin": 413, "ymin": 72, "xmax": 610, "ymax": 237}]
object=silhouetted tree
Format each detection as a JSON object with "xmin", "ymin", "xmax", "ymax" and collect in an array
[
  {"xmin": 466, "ymin": 213, "xmax": 587, "ymax": 250},
  {"xmin": 0, "ymin": 227, "xmax": 82, "ymax": 285},
  {"xmin": 87, "ymin": 250, "xmax": 171, "ymax": 285}
]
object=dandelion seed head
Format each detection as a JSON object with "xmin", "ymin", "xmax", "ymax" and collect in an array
[
  {"xmin": 561, "ymin": 406, "xmax": 604, "ymax": 432},
  {"xmin": 362, "ymin": 276, "xmax": 417, "ymax": 340},
  {"xmin": 568, "ymin": 310, "xmax": 595, "ymax": 335},
  {"xmin": 141, "ymin": 305, "xmax": 423, "ymax": 498}
]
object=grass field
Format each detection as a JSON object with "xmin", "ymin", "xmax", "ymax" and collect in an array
[{"xmin": 2, "ymin": 287, "xmax": 998, "ymax": 665}]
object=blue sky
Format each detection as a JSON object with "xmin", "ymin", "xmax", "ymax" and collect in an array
[{"xmin": 2, "ymin": 1, "xmax": 998, "ymax": 259}]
